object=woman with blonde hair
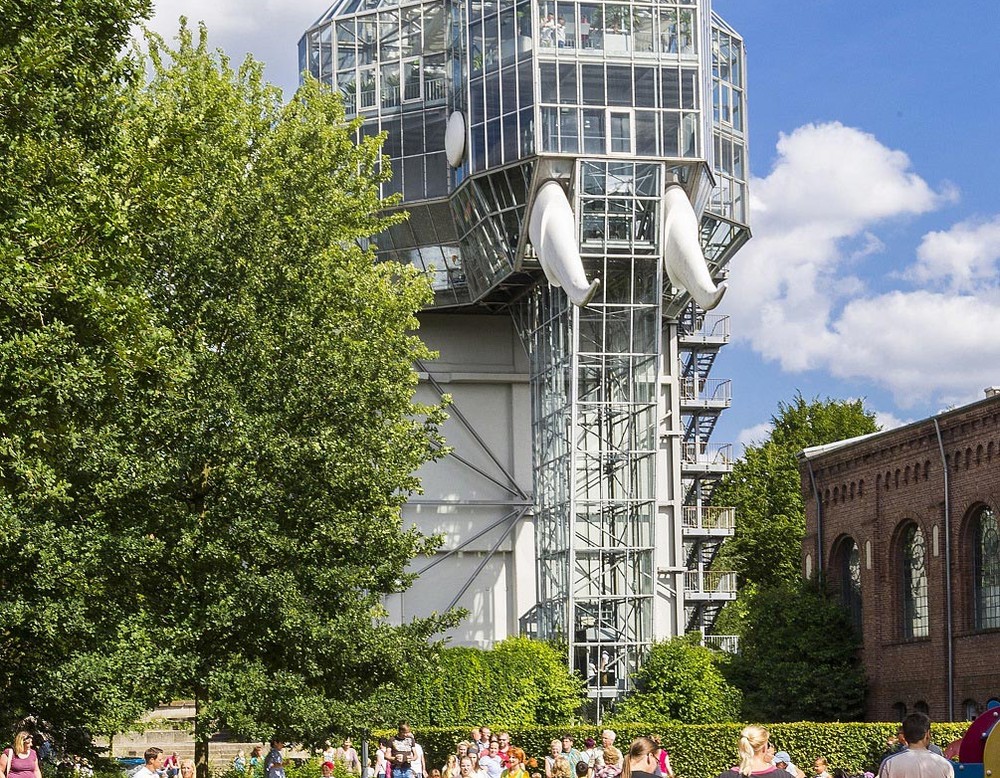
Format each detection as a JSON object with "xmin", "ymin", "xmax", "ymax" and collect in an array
[
  {"xmin": 444, "ymin": 755, "xmax": 461, "ymax": 778},
  {"xmin": 594, "ymin": 749, "xmax": 621, "ymax": 778},
  {"xmin": 1, "ymin": 732, "xmax": 42, "ymax": 778},
  {"xmin": 551, "ymin": 758, "xmax": 572, "ymax": 778},
  {"xmin": 717, "ymin": 726, "xmax": 793, "ymax": 778},
  {"xmin": 545, "ymin": 742, "xmax": 562, "ymax": 778},
  {"xmin": 621, "ymin": 739, "xmax": 657, "ymax": 778}
]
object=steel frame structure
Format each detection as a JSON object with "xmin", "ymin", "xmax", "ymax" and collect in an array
[{"xmin": 301, "ymin": 0, "xmax": 749, "ymax": 713}]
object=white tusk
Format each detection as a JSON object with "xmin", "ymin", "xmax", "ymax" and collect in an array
[
  {"xmin": 662, "ymin": 184, "xmax": 726, "ymax": 310},
  {"xmin": 528, "ymin": 180, "xmax": 600, "ymax": 307}
]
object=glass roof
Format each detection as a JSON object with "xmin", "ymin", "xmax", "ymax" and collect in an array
[{"xmin": 309, "ymin": 0, "xmax": 423, "ymax": 27}]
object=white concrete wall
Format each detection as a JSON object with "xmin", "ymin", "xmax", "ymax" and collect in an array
[{"xmin": 386, "ymin": 313, "xmax": 535, "ymax": 647}]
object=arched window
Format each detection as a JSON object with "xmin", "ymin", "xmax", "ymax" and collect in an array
[
  {"xmin": 963, "ymin": 699, "xmax": 980, "ymax": 720},
  {"xmin": 892, "ymin": 702, "xmax": 907, "ymax": 721},
  {"xmin": 901, "ymin": 523, "xmax": 929, "ymax": 638},
  {"xmin": 973, "ymin": 506, "xmax": 1000, "ymax": 630},
  {"xmin": 838, "ymin": 538, "xmax": 862, "ymax": 631},
  {"xmin": 914, "ymin": 700, "xmax": 929, "ymax": 715}
]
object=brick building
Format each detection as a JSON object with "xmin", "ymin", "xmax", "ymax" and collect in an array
[{"xmin": 798, "ymin": 390, "xmax": 1000, "ymax": 722}]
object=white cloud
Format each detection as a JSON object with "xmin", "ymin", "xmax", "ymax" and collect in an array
[
  {"xmin": 721, "ymin": 121, "xmax": 1000, "ymax": 407},
  {"xmin": 872, "ymin": 409, "xmax": 911, "ymax": 431},
  {"xmin": 143, "ymin": 0, "xmax": 315, "ymax": 95},
  {"xmin": 736, "ymin": 422, "xmax": 773, "ymax": 451},
  {"xmin": 911, "ymin": 215, "xmax": 1000, "ymax": 292}
]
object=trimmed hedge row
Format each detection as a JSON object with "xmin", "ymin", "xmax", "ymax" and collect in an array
[{"xmin": 376, "ymin": 722, "xmax": 971, "ymax": 778}]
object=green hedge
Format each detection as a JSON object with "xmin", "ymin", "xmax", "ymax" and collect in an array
[{"xmin": 376, "ymin": 722, "xmax": 971, "ymax": 778}]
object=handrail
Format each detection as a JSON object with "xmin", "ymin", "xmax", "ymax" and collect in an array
[{"xmin": 681, "ymin": 505, "xmax": 735, "ymax": 531}]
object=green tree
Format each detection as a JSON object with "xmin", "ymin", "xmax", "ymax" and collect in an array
[
  {"xmin": 607, "ymin": 634, "xmax": 741, "ymax": 724},
  {"xmin": 0, "ymin": 0, "xmax": 176, "ymax": 740},
  {"xmin": 714, "ymin": 394, "xmax": 879, "ymax": 591},
  {"xmin": 110, "ymin": 26, "xmax": 455, "ymax": 773},
  {"xmin": 725, "ymin": 581, "xmax": 866, "ymax": 722},
  {"xmin": 711, "ymin": 395, "xmax": 877, "ymax": 721},
  {"xmin": 1, "ymin": 6, "xmax": 457, "ymax": 765}
]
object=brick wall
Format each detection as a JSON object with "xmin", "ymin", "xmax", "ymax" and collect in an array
[{"xmin": 799, "ymin": 393, "xmax": 1000, "ymax": 722}]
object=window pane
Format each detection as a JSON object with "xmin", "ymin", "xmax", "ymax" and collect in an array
[
  {"xmin": 560, "ymin": 107, "xmax": 579, "ymax": 153},
  {"xmin": 903, "ymin": 525, "xmax": 929, "ymax": 638},
  {"xmin": 559, "ymin": 63, "xmax": 578, "ymax": 104},
  {"xmin": 582, "ymin": 109, "xmax": 604, "ymax": 153},
  {"xmin": 609, "ymin": 112, "xmax": 631, "ymax": 154},
  {"xmin": 635, "ymin": 110, "xmax": 657, "ymax": 156},
  {"xmin": 581, "ymin": 64, "xmax": 604, "ymax": 105},
  {"xmin": 607, "ymin": 66, "xmax": 633, "ymax": 107},
  {"xmin": 976, "ymin": 508, "xmax": 1000, "ymax": 629}
]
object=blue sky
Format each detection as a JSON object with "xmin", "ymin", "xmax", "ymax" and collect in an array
[{"xmin": 145, "ymin": 0, "xmax": 1000, "ymax": 450}]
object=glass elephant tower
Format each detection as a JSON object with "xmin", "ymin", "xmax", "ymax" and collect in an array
[{"xmin": 302, "ymin": 0, "xmax": 748, "ymax": 715}]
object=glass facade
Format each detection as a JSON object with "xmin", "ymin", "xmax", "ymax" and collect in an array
[{"xmin": 301, "ymin": 0, "xmax": 748, "ymax": 705}]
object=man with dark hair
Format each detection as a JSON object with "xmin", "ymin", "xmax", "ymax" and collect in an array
[
  {"xmin": 390, "ymin": 721, "xmax": 417, "ymax": 778},
  {"xmin": 134, "ymin": 749, "xmax": 164, "ymax": 778},
  {"xmin": 878, "ymin": 714, "xmax": 952, "ymax": 778},
  {"xmin": 560, "ymin": 736, "xmax": 582, "ymax": 770},
  {"xmin": 265, "ymin": 740, "xmax": 287, "ymax": 778}
]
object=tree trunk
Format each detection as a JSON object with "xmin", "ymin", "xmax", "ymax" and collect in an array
[{"xmin": 194, "ymin": 691, "xmax": 210, "ymax": 778}]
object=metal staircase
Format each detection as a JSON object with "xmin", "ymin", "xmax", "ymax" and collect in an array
[{"xmin": 677, "ymin": 303, "xmax": 738, "ymax": 649}]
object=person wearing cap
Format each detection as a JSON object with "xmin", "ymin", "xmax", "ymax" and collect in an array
[
  {"xmin": 323, "ymin": 763, "xmax": 336, "ymax": 778},
  {"xmin": 773, "ymin": 752, "xmax": 804, "ymax": 778}
]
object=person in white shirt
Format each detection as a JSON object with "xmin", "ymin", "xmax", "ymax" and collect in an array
[
  {"xmin": 878, "ymin": 714, "xmax": 953, "ymax": 778},
  {"xmin": 773, "ymin": 752, "xmax": 804, "ymax": 778},
  {"xmin": 479, "ymin": 745, "xmax": 503, "ymax": 778},
  {"xmin": 134, "ymin": 749, "xmax": 165, "ymax": 778},
  {"xmin": 411, "ymin": 741, "xmax": 427, "ymax": 778}
]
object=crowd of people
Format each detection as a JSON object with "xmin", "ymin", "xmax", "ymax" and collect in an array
[
  {"xmin": 370, "ymin": 724, "xmax": 670, "ymax": 778},
  {"xmin": 717, "ymin": 714, "xmax": 953, "ymax": 778},
  {"xmin": 0, "ymin": 712, "xmax": 956, "ymax": 778}
]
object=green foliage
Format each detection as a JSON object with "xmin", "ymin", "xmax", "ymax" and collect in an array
[
  {"xmin": 216, "ymin": 759, "xmax": 353, "ymax": 778},
  {"xmin": 724, "ymin": 581, "xmax": 867, "ymax": 722},
  {"xmin": 714, "ymin": 394, "xmax": 879, "ymax": 592},
  {"xmin": 768, "ymin": 395, "xmax": 879, "ymax": 454},
  {"xmin": 1, "ymin": 5, "xmax": 455, "ymax": 755},
  {"xmin": 713, "ymin": 441, "xmax": 806, "ymax": 591},
  {"xmin": 0, "ymin": 0, "xmax": 177, "ymax": 738},
  {"xmin": 365, "ymin": 637, "xmax": 584, "ymax": 728},
  {"xmin": 111, "ymin": 23, "xmax": 455, "ymax": 745},
  {"xmin": 710, "ymin": 394, "xmax": 878, "ymax": 720},
  {"xmin": 607, "ymin": 634, "xmax": 741, "ymax": 724},
  {"xmin": 375, "ymin": 722, "xmax": 970, "ymax": 778}
]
